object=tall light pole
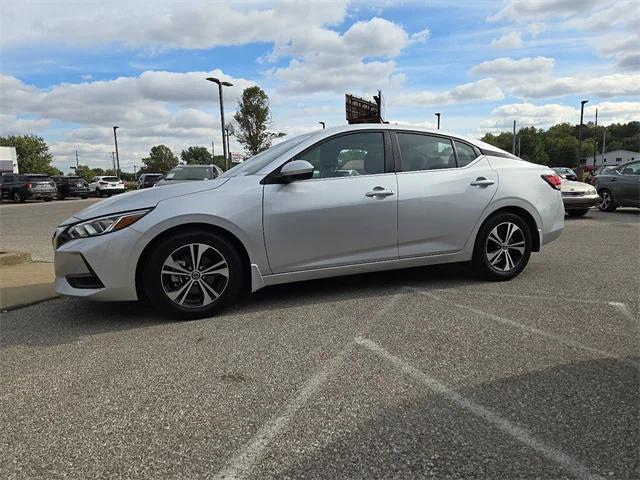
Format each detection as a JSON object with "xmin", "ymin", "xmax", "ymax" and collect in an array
[
  {"xmin": 225, "ymin": 127, "xmax": 231, "ymax": 164},
  {"xmin": 435, "ymin": 113, "xmax": 441, "ymax": 129},
  {"xmin": 318, "ymin": 121, "xmax": 325, "ymax": 129},
  {"xmin": 512, "ymin": 120, "xmax": 517, "ymax": 154},
  {"xmin": 593, "ymin": 108, "xmax": 598, "ymax": 166},
  {"xmin": 577, "ymin": 100, "xmax": 588, "ymax": 168},
  {"xmin": 112, "ymin": 126, "xmax": 121, "ymax": 177},
  {"xmin": 206, "ymin": 77, "xmax": 233, "ymax": 171},
  {"xmin": 75, "ymin": 150, "xmax": 79, "ymax": 170},
  {"xmin": 111, "ymin": 152, "xmax": 116, "ymax": 173}
]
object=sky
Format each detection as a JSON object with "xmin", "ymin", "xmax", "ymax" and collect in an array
[{"xmin": 1, "ymin": 0, "xmax": 639, "ymax": 173}]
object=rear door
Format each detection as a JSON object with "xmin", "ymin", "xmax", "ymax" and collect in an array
[
  {"xmin": 263, "ymin": 131, "xmax": 398, "ymax": 273},
  {"xmin": 394, "ymin": 132, "xmax": 497, "ymax": 257}
]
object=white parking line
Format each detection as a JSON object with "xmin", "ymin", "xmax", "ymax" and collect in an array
[
  {"xmin": 212, "ymin": 292, "xmax": 405, "ymax": 480},
  {"xmin": 431, "ymin": 288, "xmax": 609, "ymax": 305},
  {"xmin": 355, "ymin": 336, "xmax": 605, "ymax": 480},
  {"xmin": 407, "ymin": 287, "xmax": 640, "ymax": 369}
]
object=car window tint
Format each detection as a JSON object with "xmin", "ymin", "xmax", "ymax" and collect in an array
[
  {"xmin": 397, "ymin": 133, "xmax": 455, "ymax": 172},
  {"xmin": 295, "ymin": 132, "xmax": 385, "ymax": 178},
  {"xmin": 621, "ymin": 162, "xmax": 640, "ymax": 175},
  {"xmin": 454, "ymin": 141, "xmax": 478, "ymax": 167}
]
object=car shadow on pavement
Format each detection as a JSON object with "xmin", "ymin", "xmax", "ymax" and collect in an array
[
  {"xmin": 274, "ymin": 356, "xmax": 639, "ymax": 479},
  {"xmin": 0, "ymin": 263, "xmax": 476, "ymax": 348}
]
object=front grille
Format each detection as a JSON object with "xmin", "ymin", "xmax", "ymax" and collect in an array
[
  {"xmin": 66, "ymin": 273, "xmax": 104, "ymax": 289},
  {"xmin": 562, "ymin": 191, "xmax": 585, "ymax": 197}
]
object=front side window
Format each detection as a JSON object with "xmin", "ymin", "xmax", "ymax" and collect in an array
[
  {"xmin": 294, "ymin": 132, "xmax": 385, "ymax": 179},
  {"xmin": 397, "ymin": 133, "xmax": 455, "ymax": 172},
  {"xmin": 454, "ymin": 140, "xmax": 479, "ymax": 167},
  {"xmin": 620, "ymin": 162, "xmax": 640, "ymax": 175}
]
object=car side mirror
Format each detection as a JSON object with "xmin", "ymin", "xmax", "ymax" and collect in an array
[{"xmin": 280, "ymin": 160, "xmax": 314, "ymax": 181}]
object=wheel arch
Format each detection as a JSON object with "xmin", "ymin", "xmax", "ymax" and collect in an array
[
  {"xmin": 135, "ymin": 222, "xmax": 253, "ymax": 301},
  {"xmin": 475, "ymin": 205, "xmax": 541, "ymax": 253}
]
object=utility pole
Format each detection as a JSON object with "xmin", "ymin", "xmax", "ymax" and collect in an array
[
  {"xmin": 113, "ymin": 126, "xmax": 121, "ymax": 177},
  {"xmin": 318, "ymin": 121, "xmax": 325, "ymax": 129},
  {"xmin": 602, "ymin": 128, "xmax": 606, "ymax": 155},
  {"xmin": 206, "ymin": 77, "xmax": 233, "ymax": 171},
  {"xmin": 517, "ymin": 135, "xmax": 521, "ymax": 157},
  {"xmin": 577, "ymin": 100, "xmax": 588, "ymax": 168},
  {"xmin": 225, "ymin": 127, "xmax": 231, "ymax": 165},
  {"xmin": 75, "ymin": 150, "xmax": 79, "ymax": 169},
  {"xmin": 211, "ymin": 141, "xmax": 215, "ymax": 159},
  {"xmin": 435, "ymin": 113, "xmax": 441, "ymax": 130},
  {"xmin": 593, "ymin": 108, "xmax": 598, "ymax": 165},
  {"xmin": 512, "ymin": 120, "xmax": 516, "ymax": 154},
  {"xmin": 133, "ymin": 164, "xmax": 137, "ymax": 179}
]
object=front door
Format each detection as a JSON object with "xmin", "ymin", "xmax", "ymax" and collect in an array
[
  {"xmin": 394, "ymin": 132, "xmax": 497, "ymax": 257},
  {"xmin": 263, "ymin": 131, "xmax": 398, "ymax": 274},
  {"xmin": 617, "ymin": 162, "xmax": 640, "ymax": 205}
]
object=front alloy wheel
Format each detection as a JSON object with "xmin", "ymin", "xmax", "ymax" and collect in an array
[
  {"xmin": 485, "ymin": 222, "xmax": 526, "ymax": 273},
  {"xmin": 598, "ymin": 190, "xmax": 616, "ymax": 212},
  {"xmin": 142, "ymin": 230, "xmax": 244, "ymax": 319},
  {"xmin": 161, "ymin": 243, "xmax": 229, "ymax": 308}
]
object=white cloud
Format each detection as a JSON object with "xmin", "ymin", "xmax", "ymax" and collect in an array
[
  {"xmin": 527, "ymin": 22, "xmax": 546, "ymax": 37},
  {"xmin": 489, "ymin": 0, "xmax": 601, "ymax": 22},
  {"xmin": 490, "ymin": 32, "xmax": 523, "ymax": 49},
  {"xmin": 392, "ymin": 79, "xmax": 504, "ymax": 107},
  {"xmin": 271, "ymin": 17, "xmax": 427, "ymax": 94},
  {"xmin": 481, "ymin": 101, "xmax": 640, "ymax": 131},
  {"xmin": 469, "ymin": 57, "xmax": 554, "ymax": 79}
]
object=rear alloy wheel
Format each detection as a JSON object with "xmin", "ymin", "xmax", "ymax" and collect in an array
[
  {"xmin": 95, "ymin": 188, "xmax": 101, "ymax": 197},
  {"xmin": 473, "ymin": 213, "xmax": 532, "ymax": 281},
  {"xmin": 142, "ymin": 230, "xmax": 244, "ymax": 319},
  {"xmin": 13, "ymin": 192, "xmax": 25, "ymax": 203},
  {"xmin": 598, "ymin": 189, "xmax": 616, "ymax": 212}
]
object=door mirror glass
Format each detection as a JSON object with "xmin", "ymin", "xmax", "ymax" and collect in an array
[{"xmin": 280, "ymin": 160, "xmax": 315, "ymax": 181}]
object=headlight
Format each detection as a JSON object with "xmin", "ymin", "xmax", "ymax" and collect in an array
[
  {"xmin": 587, "ymin": 188, "xmax": 597, "ymax": 195},
  {"xmin": 65, "ymin": 209, "xmax": 152, "ymax": 241}
]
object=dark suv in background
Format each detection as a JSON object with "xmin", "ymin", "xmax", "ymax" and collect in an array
[
  {"xmin": 595, "ymin": 160, "xmax": 640, "ymax": 211},
  {"xmin": 137, "ymin": 173, "xmax": 163, "ymax": 189},
  {"xmin": 52, "ymin": 175, "xmax": 89, "ymax": 199},
  {"xmin": 0, "ymin": 173, "xmax": 57, "ymax": 202}
]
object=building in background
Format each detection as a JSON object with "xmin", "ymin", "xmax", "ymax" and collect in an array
[
  {"xmin": 0, "ymin": 146, "xmax": 19, "ymax": 173},
  {"xmin": 593, "ymin": 150, "xmax": 639, "ymax": 167}
]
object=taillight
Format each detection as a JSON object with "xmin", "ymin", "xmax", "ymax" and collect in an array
[
  {"xmin": 541, "ymin": 174, "xmax": 562, "ymax": 190},
  {"xmin": 25, "ymin": 183, "xmax": 32, "ymax": 188}
]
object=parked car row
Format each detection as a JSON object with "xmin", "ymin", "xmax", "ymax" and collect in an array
[
  {"xmin": 550, "ymin": 161, "xmax": 640, "ymax": 216},
  {"xmin": 0, "ymin": 173, "xmax": 125, "ymax": 202}
]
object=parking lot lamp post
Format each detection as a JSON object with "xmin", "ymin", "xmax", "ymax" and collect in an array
[
  {"xmin": 593, "ymin": 108, "xmax": 598, "ymax": 165},
  {"xmin": 113, "ymin": 126, "xmax": 121, "ymax": 177},
  {"xmin": 111, "ymin": 152, "xmax": 116, "ymax": 173},
  {"xmin": 318, "ymin": 121, "xmax": 325, "ymax": 129},
  {"xmin": 206, "ymin": 77, "xmax": 233, "ymax": 171},
  {"xmin": 512, "ymin": 120, "xmax": 516, "ymax": 154},
  {"xmin": 577, "ymin": 100, "xmax": 588, "ymax": 168},
  {"xmin": 435, "ymin": 113, "xmax": 441, "ymax": 129},
  {"xmin": 75, "ymin": 150, "xmax": 79, "ymax": 170}
]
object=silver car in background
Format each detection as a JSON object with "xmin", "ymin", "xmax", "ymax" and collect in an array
[{"xmin": 53, "ymin": 125, "xmax": 565, "ymax": 319}]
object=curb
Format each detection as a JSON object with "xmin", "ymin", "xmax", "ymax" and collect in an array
[{"xmin": 0, "ymin": 251, "xmax": 32, "ymax": 267}]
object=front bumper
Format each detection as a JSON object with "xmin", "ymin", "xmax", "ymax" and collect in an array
[
  {"xmin": 54, "ymin": 226, "xmax": 143, "ymax": 301},
  {"xmin": 562, "ymin": 193, "xmax": 600, "ymax": 210}
]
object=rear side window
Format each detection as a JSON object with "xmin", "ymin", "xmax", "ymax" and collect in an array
[
  {"xmin": 454, "ymin": 141, "xmax": 479, "ymax": 167},
  {"xmin": 397, "ymin": 133, "xmax": 455, "ymax": 172}
]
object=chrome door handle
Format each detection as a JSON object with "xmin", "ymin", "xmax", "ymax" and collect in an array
[
  {"xmin": 365, "ymin": 187, "xmax": 395, "ymax": 198},
  {"xmin": 470, "ymin": 178, "xmax": 495, "ymax": 187}
]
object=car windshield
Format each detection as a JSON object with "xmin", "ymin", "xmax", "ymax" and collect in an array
[
  {"xmin": 25, "ymin": 175, "xmax": 52, "ymax": 182},
  {"xmin": 102, "ymin": 177, "xmax": 120, "ymax": 182},
  {"xmin": 220, "ymin": 133, "xmax": 315, "ymax": 178},
  {"xmin": 164, "ymin": 166, "xmax": 211, "ymax": 180},
  {"xmin": 144, "ymin": 174, "xmax": 163, "ymax": 179}
]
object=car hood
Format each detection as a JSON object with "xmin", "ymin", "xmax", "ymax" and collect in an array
[
  {"xmin": 154, "ymin": 178, "xmax": 197, "ymax": 186},
  {"xmin": 560, "ymin": 179, "xmax": 593, "ymax": 193},
  {"xmin": 69, "ymin": 177, "xmax": 229, "ymax": 221}
]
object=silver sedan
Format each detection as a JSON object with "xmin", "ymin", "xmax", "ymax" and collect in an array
[{"xmin": 53, "ymin": 124, "xmax": 565, "ymax": 319}]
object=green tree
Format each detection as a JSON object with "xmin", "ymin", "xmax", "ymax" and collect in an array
[
  {"xmin": 0, "ymin": 134, "xmax": 57, "ymax": 174},
  {"xmin": 180, "ymin": 146, "xmax": 213, "ymax": 165},
  {"xmin": 141, "ymin": 145, "xmax": 178, "ymax": 173},
  {"xmin": 233, "ymin": 86, "xmax": 285, "ymax": 156}
]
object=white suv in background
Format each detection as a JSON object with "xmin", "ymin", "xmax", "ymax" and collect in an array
[{"xmin": 88, "ymin": 176, "xmax": 125, "ymax": 197}]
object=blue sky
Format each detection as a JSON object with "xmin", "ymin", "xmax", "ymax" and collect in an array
[{"xmin": 1, "ymin": 0, "xmax": 638, "ymax": 172}]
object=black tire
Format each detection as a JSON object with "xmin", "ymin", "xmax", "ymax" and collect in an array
[
  {"xmin": 43, "ymin": 197, "xmax": 53, "ymax": 202},
  {"xmin": 597, "ymin": 189, "xmax": 616, "ymax": 212},
  {"xmin": 80, "ymin": 195, "xmax": 88, "ymax": 199},
  {"xmin": 472, "ymin": 212, "xmax": 532, "ymax": 281},
  {"xmin": 58, "ymin": 193, "xmax": 66, "ymax": 200},
  {"xmin": 95, "ymin": 188, "xmax": 101, "ymax": 197},
  {"xmin": 142, "ymin": 230, "xmax": 244, "ymax": 320},
  {"xmin": 567, "ymin": 209, "xmax": 589, "ymax": 217},
  {"xmin": 13, "ymin": 192, "xmax": 25, "ymax": 203}
]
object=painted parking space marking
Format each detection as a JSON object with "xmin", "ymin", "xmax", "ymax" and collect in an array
[
  {"xmin": 212, "ymin": 292, "xmax": 406, "ymax": 480},
  {"xmin": 355, "ymin": 336, "xmax": 606, "ymax": 480},
  {"xmin": 406, "ymin": 287, "xmax": 640, "ymax": 369}
]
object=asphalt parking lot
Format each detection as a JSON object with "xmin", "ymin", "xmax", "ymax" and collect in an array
[{"xmin": 1, "ymin": 207, "xmax": 638, "ymax": 479}]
